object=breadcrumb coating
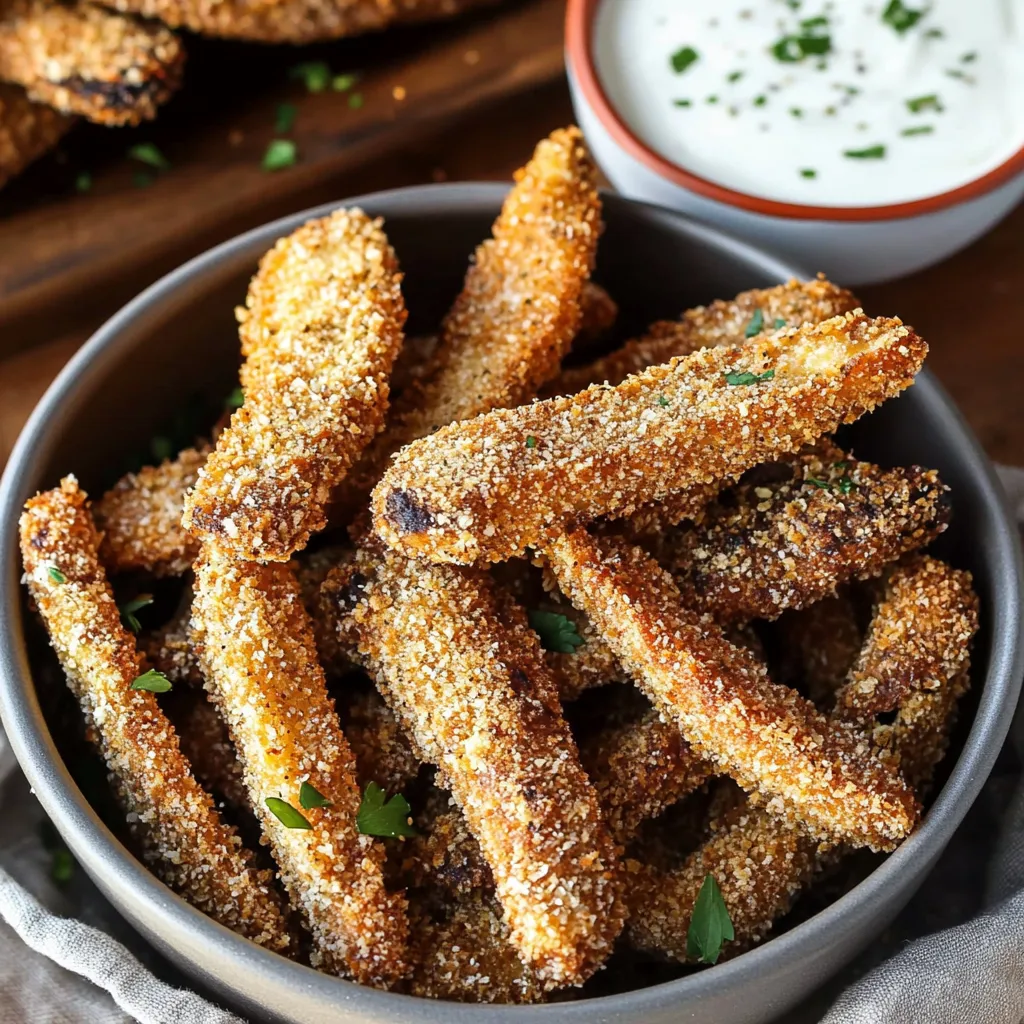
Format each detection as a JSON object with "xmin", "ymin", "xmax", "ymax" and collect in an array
[
  {"xmin": 543, "ymin": 529, "xmax": 918, "ymax": 850},
  {"xmin": 96, "ymin": 447, "xmax": 207, "ymax": 577},
  {"xmin": 347, "ymin": 541, "xmax": 625, "ymax": 987},
  {"xmin": 574, "ymin": 281, "xmax": 618, "ymax": 350},
  {"xmin": 340, "ymin": 127, "xmax": 601, "ymax": 513},
  {"xmin": 294, "ymin": 544, "xmax": 356, "ymax": 677},
  {"xmin": 19, "ymin": 478, "xmax": 292, "ymax": 952},
  {"xmin": 183, "ymin": 209, "xmax": 406, "ymax": 562},
  {"xmin": 546, "ymin": 276, "xmax": 859, "ymax": 398},
  {"xmin": 0, "ymin": 81, "xmax": 71, "ymax": 189},
  {"xmin": 0, "ymin": 0, "xmax": 183, "ymax": 125},
  {"xmin": 374, "ymin": 312, "xmax": 928, "ymax": 565},
  {"xmin": 138, "ymin": 592, "xmax": 204, "ymax": 688},
  {"xmin": 190, "ymin": 545, "xmax": 409, "ymax": 986},
  {"xmin": 105, "ymin": 0, "xmax": 495, "ymax": 44},
  {"xmin": 402, "ymin": 805, "xmax": 494, "ymax": 899},
  {"xmin": 342, "ymin": 688, "xmax": 421, "ymax": 794},
  {"xmin": 664, "ymin": 446, "xmax": 951, "ymax": 624}
]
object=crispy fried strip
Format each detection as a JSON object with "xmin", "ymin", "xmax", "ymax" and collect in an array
[
  {"xmin": 627, "ymin": 556, "xmax": 977, "ymax": 962},
  {"xmin": 574, "ymin": 281, "xmax": 618, "ymax": 350},
  {"xmin": 294, "ymin": 544, "xmax": 357, "ymax": 676},
  {"xmin": 347, "ymin": 541, "xmax": 624, "ymax": 987},
  {"xmin": 0, "ymin": 0, "xmax": 183, "ymax": 125},
  {"xmin": 546, "ymin": 276, "xmax": 859, "ymax": 398},
  {"xmin": 191, "ymin": 545, "xmax": 408, "ymax": 986},
  {"xmin": 544, "ymin": 529, "xmax": 918, "ymax": 850},
  {"xmin": 342, "ymin": 689, "xmax": 421, "ymax": 794},
  {"xmin": 138, "ymin": 592, "xmax": 204, "ymax": 687},
  {"xmin": 374, "ymin": 312, "xmax": 928, "ymax": 565},
  {"xmin": 0, "ymin": 82, "xmax": 71, "ymax": 188},
  {"xmin": 183, "ymin": 210, "xmax": 406, "ymax": 562},
  {"xmin": 105, "ymin": 0, "xmax": 496, "ymax": 44},
  {"xmin": 19, "ymin": 478, "xmax": 292, "ymax": 952},
  {"xmin": 664, "ymin": 447, "xmax": 951, "ymax": 624},
  {"xmin": 96, "ymin": 446, "xmax": 207, "ymax": 576}
]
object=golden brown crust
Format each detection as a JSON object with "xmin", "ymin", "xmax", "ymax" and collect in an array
[
  {"xmin": 374, "ymin": 312, "xmax": 928, "ymax": 565},
  {"xmin": 0, "ymin": 81, "xmax": 71, "ymax": 188},
  {"xmin": 0, "ymin": 0, "xmax": 183, "ymax": 125},
  {"xmin": 19, "ymin": 478, "xmax": 293, "ymax": 952},
  {"xmin": 138, "ymin": 591, "xmax": 204, "ymax": 688},
  {"xmin": 183, "ymin": 209, "xmax": 406, "ymax": 562},
  {"xmin": 95, "ymin": 447, "xmax": 207, "ymax": 577},
  {"xmin": 348, "ymin": 541, "xmax": 624, "ymax": 987},
  {"xmin": 294, "ymin": 544, "xmax": 356, "ymax": 676},
  {"xmin": 664, "ymin": 446, "xmax": 951, "ymax": 624},
  {"xmin": 342, "ymin": 688, "xmax": 421, "ymax": 794},
  {"xmin": 574, "ymin": 281, "xmax": 618, "ymax": 350},
  {"xmin": 543, "ymin": 529, "xmax": 918, "ymax": 850},
  {"xmin": 546, "ymin": 276, "xmax": 860, "ymax": 397},
  {"xmin": 191, "ymin": 545, "xmax": 409, "ymax": 986}
]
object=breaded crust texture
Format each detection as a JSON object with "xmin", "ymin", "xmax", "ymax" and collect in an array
[
  {"xmin": 0, "ymin": 82, "xmax": 71, "ymax": 188},
  {"xmin": 19, "ymin": 478, "xmax": 292, "ymax": 952},
  {"xmin": 183, "ymin": 209, "xmax": 406, "ymax": 562}
]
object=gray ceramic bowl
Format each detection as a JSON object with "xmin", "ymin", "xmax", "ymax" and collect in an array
[{"xmin": 1, "ymin": 185, "xmax": 1021, "ymax": 1024}]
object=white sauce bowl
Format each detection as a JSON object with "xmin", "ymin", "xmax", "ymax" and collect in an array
[{"xmin": 566, "ymin": 0, "xmax": 1024, "ymax": 286}]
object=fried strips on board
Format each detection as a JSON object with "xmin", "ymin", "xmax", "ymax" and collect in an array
[
  {"xmin": 19, "ymin": 478, "xmax": 292, "ymax": 952},
  {"xmin": 346, "ymin": 541, "xmax": 624, "ymax": 988},
  {"xmin": 544, "ymin": 529, "xmax": 918, "ymax": 850},
  {"xmin": 0, "ymin": 0, "xmax": 183, "ymax": 125},
  {"xmin": 374, "ymin": 312, "xmax": 928, "ymax": 565},
  {"xmin": 191, "ymin": 545, "xmax": 408, "ymax": 986},
  {"xmin": 183, "ymin": 209, "xmax": 406, "ymax": 562},
  {"xmin": 0, "ymin": 82, "xmax": 71, "ymax": 189}
]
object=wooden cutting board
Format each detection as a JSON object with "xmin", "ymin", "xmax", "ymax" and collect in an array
[{"xmin": 0, "ymin": 0, "xmax": 566, "ymax": 357}]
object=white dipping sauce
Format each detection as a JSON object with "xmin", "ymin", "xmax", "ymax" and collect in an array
[{"xmin": 594, "ymin": 0, "xmax": 1024, "ymax": 207}]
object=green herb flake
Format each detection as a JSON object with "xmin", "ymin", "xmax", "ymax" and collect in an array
[
  {"xmin": 299, "ymin": 781, "xmax": 332, "ymax": 810},
  {"xmin": 727, "ymin": 70, "xmax": 744, "ymax": 83},
  {"xmin": 673, "ymin": 98, "xmax": 693, "ymax": 107},
  {"xmin": 265, "ymin": 797, "xmax": 312, "ymax": 830},
  {"xmin": 744, "ymin": 308, "xmax": 765, "ymax": 338},
  {"xmin": 224, "ymin": 386, "xmax": 245, "ymax": 411},
  {"xmin": 800, "ymin": 15, "xmax": 828, "ymax": 32},
  {"xmin": 838, "ymin": 477, "xmax": 855, "ymax": 495},
  {"xmin": 75, "ymin": 171, "xmax": 92, "ymax": 193},
  {"xmin": 906, "ymin": 94, "xmax": 942, "ymax": 114},
  {"xmin": 657, "ymin": 396, "xmax": 671, "ymax": 408},
  {"xmin": 47, "ymin": 565, "xmax": 67, "ymax": 584},
  {"xmin": 119, "ymin": 594, "xmax": 154, "ymax": 633},
  {"xmin": 130, "ymin": 669, "xmax": 172, "ymax": 693},
  {"xmin": 924, "ymin": 27, "xmax": 944, "ymax": 38},
  {"xmin": 670, "ymin": 46, "xmax": 700, "ymax": 74},
  {"xmin": 800, "ymin": 167, "xmax": 817, "ymax": 178},
  {"xmin": 724, "ymin": 369, "xmax": 775, "ymax": 386},
  {"xmin": 882, "ymin": 0, "xmax": 924, "ymax": 35},
  {"xmin": 790, "ymin": 106, "xmax": 804, "ymax": 117},
  {"xmin": 528, "ymin": 610, "xmax": 584, "ymax": 654},
  {"xmin": 332, "ymin": 72, "xmax": 358, "ymax": 92},
  {"xmin": 706, "ymin": 94, "xmax": 719, "ymax": 104},
  {"xmin": 771, "ymin": 33, "xmax": 832, "ymax": 62},
  {"xmin": 754, "ymin": 94, "xmax": 768, "ymax": 107},
  {"xmin": 347, "ymin": 92, "xmax": 364, "ymax": 110},
  {"xmin": 773, "ymin": 317, "xmax": 787, "ymax": 329},
  {"xmin": 525, "ymin": 435, "xmax": 538, "ymax": 449},
  {"xmin": 51, "ymin": 847, "xmax": 75, "ymax": 884},
  {"xmin": 945, "ymin": 68, "xmax": 975, "ymax": 84},
  {"xmin": 274, "ymin": 102, "xmax": 297, "ymax": 134},
  {"xmin": 357, "ymin": 782, "xmax": 417, "ymax": 838},
  {"xmin": 805, "ymin": 477, "xmax": 831, "ymax": 489},
  {"xmin": 290, "ymin": 60, "xmax": 330, "ymax": 93},
  {"xmin": 128, "ymin": 143, "xmax": 170, "ymax": 171},
  {"xmin": 961, "ymin": 51, "xmax": 978, "ymax": 63},
  {"xmin": 686, "ymin": 874, "xmax": 735, "ymax": 965},
  {"xmin": 263, "ymin": 139, "xmax": 297, "ymax": 172},
  {"xmin": 844, "ymin": 145, "xmax": 886, "ymax": 159},
  {"xmin": 901, "ymin": 125, "xmax": 934, "ymax": 136}
]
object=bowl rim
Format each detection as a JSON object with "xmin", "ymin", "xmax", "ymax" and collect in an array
[
  {"xmin": 1, "ymin": 182, "xmax": 1022, "ymax": 1022},
  {"xmin": 565, "ymin": 0, "xmax": 1024, "ymax": 223}
]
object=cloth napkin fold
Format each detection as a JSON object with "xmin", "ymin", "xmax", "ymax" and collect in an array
[{"xmin": 2, "ymin": 467, "xmax": 1023, "ymax": 1024}]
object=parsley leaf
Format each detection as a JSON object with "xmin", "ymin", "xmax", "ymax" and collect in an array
[
  {"xmin": 130, "ymin": 669, "xmax": 172, "ymax": 693},
  {"xmin": 528, "ymin": 610, "xmax": 584, "ymax": 654},
  {"xmin": 687, "ymin": 874, "xmax": 735, "ymax": 965},
  {"xmin": 670, "ymin": 46, "xmax": 700, "ymax": 74},
  {"xmin": 47, "ymin": 565, "xmax": 67, "ymax": 584},
  {"xmin": 724, "ymin": 369, "xmax": 775, "ymax": 386},
  {"xmin": 263, "ymin": 139, "xmax": 297, "ymax": 172},
  {"xmin": 224, "ymin": 386, "xmax": 244, "ymax": 411},
  {"xmin": 844, "ymin": 145, "xmax": 886, "ymax": 159},
  {"xmin": 266, "ymin": 797, "xmax": 312, "ymax": 830},
  {"xmin": 657, "ymin": 396, "xmax": 671, "ymax": 408},
  {"xmin": 128, "ymin": 143, "xmax": 170, "ymax": 171},
  {"xmin": 357, "ymin": 782, "xmax": 417, "ymax": 838},
  {"xmin": 882, "ymin": 0, "xmax": 924, "ymax": 34},
  {"xmin": 906, "ymin": 94, "xmax": 942, "ymax": 114},
  {"xmin": 290, "ymin": 61, "xmax": 330, "ymax": 93},
  {"xmin": 299, "ymin": 781, "xmax": 331, "ymax": 810},
  {"xmin": 744, "ymin": 308, "xmax": 764, "ymax": 337},
  {"xmin": 525, "ymin": 435, "xmax": 538, "ymax": 449},
  {"xmin": 274, "ymin": 102, "xmax": 297, "ymax": 134},
  {"xmin": 119, "ymin": 594, "xmax": 153, "ymax": 633}
]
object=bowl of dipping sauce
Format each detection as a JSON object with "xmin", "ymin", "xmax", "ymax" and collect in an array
[{"xmin": 566, "ymin": 0, "xmax": 1024, "ymax": 285}]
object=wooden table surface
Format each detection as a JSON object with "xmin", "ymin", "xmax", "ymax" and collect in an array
[{"xmin": 2, "ymin": 78, "xmax": 1023, "ymax": 469}]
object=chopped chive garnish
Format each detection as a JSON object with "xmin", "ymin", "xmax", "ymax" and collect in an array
[
  {"xmin": 901, "ymin": 125, "xmax": 934, "ymax": 136},
  {"xmin": 961, "ymin": 51, "xmax": 977, "ymax": 63},
  {"xmin": 727, "ymin": 70, "xmax": 744, "ymax": 83},
  {"xmin": 906, "ymin": 94, "xmax": 942, "ymax": 114},
  {"xmin": 805, "ymin": 478, "xmax": 831, "ymax": 489},
  {"xmin": 127, "ymin": 143, "xmax": 169, "ymax": 171},
  {"xmin": 800, "ymin": 168, "xmax": 817, "ymax": 178},
  {"xmin": 670, "ymin": 46, "xmax": 700, "ymax": 74},
  {"xmin": 266, "ymin": 797, "xmax": 312, "ymax": 830},
  {"xmin": 673, "ymin": 98, "xmax": 693, "ymax": 107},
  {"xmin": 945, "ymin": 68, "xmax": 975, "ymax": 83},
  {"xmin": 844, "ymin": 145, "xmax": 886, "ymax": 159}
]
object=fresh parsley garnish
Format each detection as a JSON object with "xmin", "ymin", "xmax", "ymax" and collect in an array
[
  {"xmin": 724, "ymin": 369, "xmax": 775, "ymax": 386},
  {"xmin": 844, "ymin": 145, "xmax": 886, "ymax": 159},
  {"xmin": 290, "ymin": 61, "xmax": 330, "ymax": 93},
  {"xmin": 670, "ymin": 46, "xmax": 700, "ymax": 74},
  {"xmin": 657, "ymin": 396, "xmax": 671, "ymax": 408},
  {"xmin": 332, "ymin": 72, "xmax": 358, "ymax": 92},
  {"xmin": 906, "ymin": 94, "xmax": 942, "ymax": 114},
  {"xmin": 771, "ymin": 31, "xmax": 831, "ymax": 63},
  {"xmin": 773, "ymin": 317, "xmax": 787, "ymax": 329},
  {"xmin": 130, "ymin": 669, "xmax": 172, "ymax": 693},
  {"xmin": 528, "ymin": 610, "xmax": 584, "ymax": 654},
  {"xmin": 119, "ymin": 595, "xmax": 153, "ymax": 633},
  {"xmin": 882, "ymin": 0, "xmax": 924, "ymax": 34},
  {"xmin": 525, "ymin": 435, "xmax": 538, "ymax": 449},
  {"xmin": 266, "ymin": 797, "xmax": 312, "ymax": 830},
  {"xmin": 263, "ymin": 139, "xmax": 297, "ymax": 172},
  {"xmin": 47, "ymin": 565, "xmax": 67, "ymax": 584},
  {"xmin": 274, "ymin": 102, "xmax": 297, "ymax": 134},
  {"xmin": 128, "ymin": 143, "xmax": 170, "ymax": 171},
  {"xmin": 299, "ymin": 781, "xmax": 332, "ymax": 810},
  {"xmin": 744, "ymin": 308, "xmax": 764, "ymax": 338},
  {"xmin": 901, "ymin": 125, "xmax": 934, "ymax": 136},
  {"xmin": 75, "ymin": 171, "xmax": 92, "ymax": 193},
  {"xmin": 356, "ymin": 782, "xmax": 417, "ymax": 838},
  {"xmin": 687, "ymin": 874, "xmax": 734, "ymax": 965},
  {"xmin": 347, "ymin": 92, "xmax": 364, "ymax": 110},
  {"xmin": 224, "ymin": 386, "xmax": 244, "ymax": 411}
]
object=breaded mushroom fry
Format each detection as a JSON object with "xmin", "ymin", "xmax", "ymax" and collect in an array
[{"xmin": 0, "ymin": 82, "xmax": 72, "ymax": 189}]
